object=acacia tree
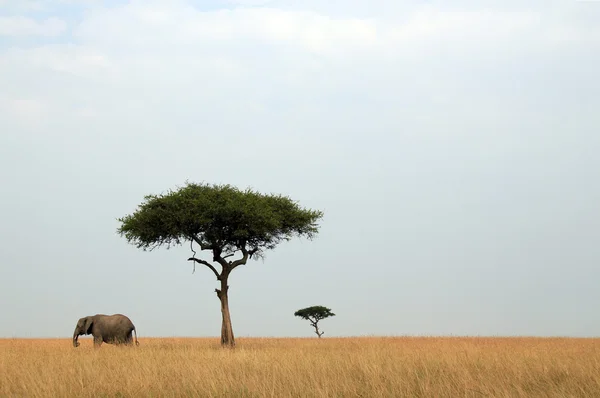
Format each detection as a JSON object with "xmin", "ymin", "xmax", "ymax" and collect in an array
[
  {"xmin": 117, "ymin": 182, "xmax": 323, "ymax": 348},
  {"xmin": 294, "ymin": 306, "xmax": 335, "ymax": 338}
]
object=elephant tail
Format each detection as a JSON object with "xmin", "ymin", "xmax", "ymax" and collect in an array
[{"xmin": 133, "ymin": 327, "xmax": 139, "ymax": 346}]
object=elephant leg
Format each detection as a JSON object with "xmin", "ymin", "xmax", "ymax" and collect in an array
[
  {"xmin": 93, "ymin": 336, "xmax": 103, "ymax": 348},
  {"xmin": 113, "ymin": 336, "xmax": 125, "ymax": 346}
]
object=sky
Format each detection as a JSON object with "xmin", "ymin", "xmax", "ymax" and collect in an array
[{"xmin": 1, "ymin": 0, "xmax": 599, "ymax": 339}]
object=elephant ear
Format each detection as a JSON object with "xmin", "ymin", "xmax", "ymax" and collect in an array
[{"xmin": 83, "ymin": 317, "xmax": 94, "ymax": 334}]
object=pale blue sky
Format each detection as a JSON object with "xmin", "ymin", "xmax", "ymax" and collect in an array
[{"xmin": 1, "ymin": 0, "xmax": 599, "ymax": 339}]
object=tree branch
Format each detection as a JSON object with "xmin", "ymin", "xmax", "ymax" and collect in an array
[
  {"xmin": 230, "ymin": 241, "xmax": 251, "ymax": 270},
  {"xmin": 210, "ymin": 241, "xmax": 254, "ymax": 272},
  {"xmin": 249, "ymin": 248, "xmax": 258, "ymax": 259},
  {"xmin": 187, "ymin": 257, "xmax": 221, "ymax": 280},
  {"xmin": 191, "ymin": 235, "xmax": 213, "ymax": 251},
  {"xmin": 213, "ymin": 254, "xmax": 230, "ymax": 269}
]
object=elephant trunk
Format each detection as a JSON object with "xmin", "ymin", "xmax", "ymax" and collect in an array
[{"xmin": 73, "ymin": 330, "xmax": 80, "ymax": 347}]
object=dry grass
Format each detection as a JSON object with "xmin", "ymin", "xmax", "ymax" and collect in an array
[{"xmin": 1, "ymin": 337, "xmax": 599, "ymax": 397}]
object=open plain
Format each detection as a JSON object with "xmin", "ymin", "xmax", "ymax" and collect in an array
[{"xmin": 1, "ymin": 336, "xmax": 599, "ymax": 397}]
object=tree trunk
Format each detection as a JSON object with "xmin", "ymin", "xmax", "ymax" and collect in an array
[
  {"xmin": 216, "ymin": 275, "xmax": 235, "ymax": 348},
  {"xmin": 312, "ymin": 322, "xmax": 323, "ymax": 338}
]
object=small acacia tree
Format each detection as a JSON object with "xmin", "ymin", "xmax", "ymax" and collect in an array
[
  {"xmin": 117, "ymin": 182, "xmax": 323, "ymax": 347},
  {"xmin": 294, "ymin": 306, "xmax": 335, "ymax": 338}
]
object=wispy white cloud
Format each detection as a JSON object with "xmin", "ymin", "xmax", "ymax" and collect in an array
[
  {"xmin": 0, "ymin": 16, "xmax": 66, "ymax": 36},
  {"xmin": 0, "ymin": 0, "xmax": 46, "ymax": 12},
  {"xmin": 0, "ymin": 97, "xmax": 51, "ymax": 129},
  {"xmin": 0, "ymin": 0, "xmax": 102, "ymax": 11},
  {"xmin": 69, "ymin": 3, "xmax": 598, "ymax": 60},
  {"xmin": 74, "ymin": 5, "xmax": 380, "ymax": 55},
  {"xmin": 2, "ymin": 44, "xmax": 113, "ymax": 78},
  {"xmin": 1, "ymin": 1, "xmax": 598, "ymax": 128}
]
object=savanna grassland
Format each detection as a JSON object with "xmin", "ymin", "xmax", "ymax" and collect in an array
[{"xmin": 1, "ymin": 337, "xmax": 599, "ymax": 397}]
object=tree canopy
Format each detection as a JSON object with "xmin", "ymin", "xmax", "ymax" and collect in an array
[
  {"xmin": 118, "ymin": 182, "xmax": 322, "ymax": 257},
  {"xmin": 117, "ymin": 182, "xmax": 324, "ymax": 347}
]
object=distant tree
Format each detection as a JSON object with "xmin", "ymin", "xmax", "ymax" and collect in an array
[
  {"xmin": 117, "ymin": 182, "xmax": 323, "ymax": 348},
  {"xmin": 294, "ymin": 306, "xmax": 335, "ymax": 338}
]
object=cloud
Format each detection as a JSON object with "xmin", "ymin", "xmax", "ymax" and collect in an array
[
  {"xmin": 0, "ymin": 16, "xmax": 66, "ymax": 36},
  {"xmin": 1, "ymin": 1, "xmax": 598, "ymax": 129},
  {"xmin": 68, "ymin": 2, "xmax": 598, "ymax": 63},
  {"xmin": 1, "ymin": 98, "xmax": 46, "ymax": 115},
  {"xmin": 74, "ymin": 5, "xmax": 380, "ymax": 55},
  {"xmin": 389, "ymin": 8, "xmax": 540, "ymax": 41},
  {"xmin": 2, "ymin": 44, "xmax": 113, "ymax": 78},
  {"xmin": 0, "ymin": 0, "xmax": 102, "ymax": 11},
  {"xmin": 220, "ymin": 0, "xmax": 277, "ymax": 5},
  {"xmin": 0, "ymin": 97, "xmax": 51, "ymax": 129},
  {"xmin": 0, "ymin": 0, "xmax": 46, "ymax": 12}
]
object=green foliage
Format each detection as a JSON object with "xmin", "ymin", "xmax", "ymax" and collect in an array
[
  {"xmin": 117, "ymin": 182, "xmax": 324, "ymax": 258},
  {"xmin": 294, "ymin": 306, "xmax": 336, "ymax": 322}
]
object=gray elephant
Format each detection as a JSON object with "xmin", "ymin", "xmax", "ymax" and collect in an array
[{"xmin": 72, "ymin": 314, "xmax": 139, "ymax": 348}]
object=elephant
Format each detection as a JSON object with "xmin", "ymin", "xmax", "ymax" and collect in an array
[{"xmin": 72, "ymin": 314, "xmax": 139, "ymax": 348}]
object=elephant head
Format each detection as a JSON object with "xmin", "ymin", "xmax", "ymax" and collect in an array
[{"xmin": 72, "ymin": 316, "xmax": 94, "ymax": 348}]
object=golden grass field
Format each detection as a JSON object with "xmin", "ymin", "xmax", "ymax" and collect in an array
[{"xmin": 1, "ymin": 337, "xmax": 599, "ymax": 397}]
